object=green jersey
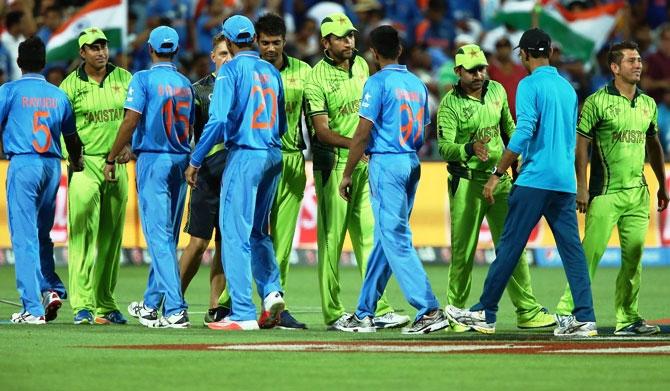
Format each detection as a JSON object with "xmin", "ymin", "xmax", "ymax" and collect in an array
[
  {"xmin": 304, "ymin": 52, "xmax": 369, "ymax": 169},
  {"xmin": 60, "ymin": 63, "xmax": 131, "ymax": 155},
  {"xmin": 578, "ymin": 82, "xmax": 658, "ymax": 196},
  {"xmin": 437, "ymin": 80, "xmax": 515, "ymax": 177},
  {"xmin": 280, "ymin": 54, "xmax": 311, "ymax": 152}
]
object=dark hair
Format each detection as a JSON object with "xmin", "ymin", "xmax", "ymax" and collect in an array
[
  {"xmin": 5, "ymin": 11, "xmax": 23, "ymax": 30},
  {"xmin": 17, "ymin": 37, "xmax": 46, "ymax": 73},
  {"xmin": 608, "ymin": 40, "xmax": 640, "ymax": 68},
  {"xmin": 44, "ymin": 5, "xmax": 62, "ymax": 15},
  {"xmin": 212, "ymin": 33, "xmax": 226, "ymax": 50},
  {"xmin": 255, "ymin": 13, "xmax": 286, "ymax": 38},
  {"xmin": 370, "ymin": 25, "xmax": 401, "ymax": 59}
]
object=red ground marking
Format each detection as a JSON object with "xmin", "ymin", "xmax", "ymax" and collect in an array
[
  {"xmin": 649, "ymin": 318, "xmax": 670, "ymax": 325},
  {"xmin": 90, "ymin": 340, "xmax": 670, "ymax": 355}
]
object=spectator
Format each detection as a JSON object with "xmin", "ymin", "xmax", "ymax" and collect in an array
[
  {"xmin": 643, "ymin": 23, "xmax": 670, "ymax": 103},
  {"xmin": 487, "ymin": 37, "xmax": 527, "ymax": 119},
  {"xmin": 146, "ymin": 0, "xmax": 195, "ymax": 53},
  {"xmin": 45, "ymin": 66, "xmax": 67, "ymax": 86},
  {"xmin": 353, "ymin": 0, "xmax": 390, "ymax": 53},
  {"xmin": 0, "ymin": 41, "xmax": 12, "ymax": 82},
  {"xmin": 2, "ymin": 11, "xmax": 34, "ymax": 80},
  {"xmin": 415, "ymin": 0, "xmax": 455, "ymax": 53},
  {"xmin": 658, "ymin": 92, "xmax": 670, "ymax": 155},
  {"xmin": 36, "ymin": 6, "xmax": 63, "ymax": 45},
  {"xmin": 379, "ymin": 0, "xmax": 422, "ymax": 45},
  {"xmin": 195, "ymin": 0, "xmax": 229, "ymax": 53},
  {"xmin": 292, "ymin": 17, "xmax": 320, "ymax": 64}
]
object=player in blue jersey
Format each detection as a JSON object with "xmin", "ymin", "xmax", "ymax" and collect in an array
[
  {"xmin": 103, "ymin": 26, "xmax": 195, "ymax": 329},
  {"xmin": 185, "ymin": 15, "xmax": 287, "ymax": 331},
  {"xmin": 336, "ymin": 26, "xmax": 448, "ymax": 334},
  {"xmin": 0, "ymin": 37, "xmax": 83, "ymax": 324}
]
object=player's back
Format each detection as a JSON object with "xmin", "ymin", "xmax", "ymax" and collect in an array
[
  {"xmin": 0, "ymin": 74, "xmax": 74, "ymax": 158},
  {"xmin": 362, "ymin": 65, "xmax": 429, "ymax": 154},
  {"xmin": 219, "ymin": 52, "xmax": 285, "ymax": 150},
  {"xmin": 126, "ymin": 63, "xmax": 194, "ymax": 154}
]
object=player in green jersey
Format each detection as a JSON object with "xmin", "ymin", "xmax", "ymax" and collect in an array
[
  {"xmin": 256, "ymin": 14, "xmax": 310, "ymax": 329},
  {"xmin": 60, "ymin": 28, "xmax": 132, "ymax": 325},
  {"xmin": 178, "ymin": 33, "xmax": 231, "ymax": 325},
  {"xmin": 304, "ymin": 12, "xmax": 408, "ymax": 329},
  {"xmin": 437, "ymin": 44, "xmax": 555, "ymax": 331},
  {"xmin": 555, "ymin": 41, "xmax": 669, "ymax": 335}
]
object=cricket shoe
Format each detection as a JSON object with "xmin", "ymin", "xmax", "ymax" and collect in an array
[
  {"xmin": 42, "ymin": 291, "xmax": 62, "ymax": 322},
  {"xmin": 208, "ymin": 317, "xmax": 260, "ymax": 331},
  {"xmin": 277, "ymin": 310, "xmax": 307, "ymax": 330},
  {"xmin": 203, "ymin": 306, "xmax": 231, "ymax": 326},
  {"xmin": 517, "ymin": 308, "xmax": 557, "ymax": 329},
  {"xmin": 258, "ymin": 291, "xmax": 285, "ymax": 329},
  {"xmin": 373, "ymin": 312, "xmax": 410, "ymax": 329},
  {"xmin": 614, "ymin": 320, "xmax": 660, "ymax": 336},
  {"xmin": 401, "ymin": 309, "xmax": 450, "ymax": 335},
  {"xmin": 157, "ymin": 310, "xmax": 190, "ymax": 329},
  {"xmin": 447, "ymin": 323, "xmax": 472, "ymax": 333},
  {"xmin": 444, "ymin": 305, "xmax": 495, "ymax": 334},
  {"xmin": 73, "ymin": 309, "xmax": 94, "ymax": 325},
  {"xmin": 327, "ymin": 313, "xmax": 352, "ymax": 331},
  {"xmin": 127, "ymin": 301, "xmax": 159, "ymax": 328},
  {"xmin": 553, "ymin": 315, "xmax": 597, "ymax": 338},
  {"xmin": 332, "ymin": 314, "xmax": 376, "ymax": 333},
  {"xmin": 10, "ymin": 311, "xmax": 46, "ymax": 325},
  {"xmin": 94, "ymin": 310, "xmax": 128, "ymax": 325}
]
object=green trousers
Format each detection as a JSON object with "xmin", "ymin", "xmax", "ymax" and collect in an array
[
  {"xmin": 67, "ymin": 156, "xmax": 128, "ymax": 316},
  {"xmin": 270, "ymin": 151, "xmax": 306, "ymax": 301},
  {"xmin": 314, "ymin": 164, "xmax": 394, "ymax": 324},
  {"xmin": 448, "ymin": 174, "xmax": 544, "ymax": 322},
  {"xmin": 556, "ymin": 186, "xmax": 649, "ymax": 329}
]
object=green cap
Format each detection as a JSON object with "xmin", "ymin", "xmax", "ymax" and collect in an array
[
  {"xmin": 454, "ymin": 44, "xmax": 488, "ymax": 70},
  {"xmin": 320, "ymin": 13, "xmax": 357, "ymax": 38},
  {"xmin": 78, "ymin": 27, "xmax": 108, "ymax": 48}
]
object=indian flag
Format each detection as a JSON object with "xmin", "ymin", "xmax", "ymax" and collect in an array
[
  {"xmin": 495, "ymin": 0, "xmax": 625, "ymax": 61},
  {"xmin": 46, "ymin": 0, "xmax": 127, "ymax": 62}
]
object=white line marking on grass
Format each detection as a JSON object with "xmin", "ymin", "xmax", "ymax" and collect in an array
[{"xmin": 551, "ymin": 346, "xmax": 670, "ymax": 354}]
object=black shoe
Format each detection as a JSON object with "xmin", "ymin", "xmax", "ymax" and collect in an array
[
  {"xmin": 204, "ymin": 306, "xmax": 231, "ymax": 325},
  {"xmin": 277, "ymin": 310, "xmax": 307, "ymax": 330}
]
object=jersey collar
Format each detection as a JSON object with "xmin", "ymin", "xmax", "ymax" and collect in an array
[
  {"xmin": 77, "ymin": 62, "xmax": 117, "ymax": 87},
  {"xmin": 278, "ymin": 53, "xmax": 290, "ymax": 72},
  {"xmin": 323, "ymin": 49, "xmax": 359, "ymax": 78},
  {"xmin": 151, "ymin": 62, "xmax": 177, "ymax": 70},
  {"xmin": 605, "ymin": 81, "xmax": 643, "ymax": 107},
  {"xmin": 381, "ymin": 64, "xmax": 407, "ymax": 72},
  {"xmin": 454, "ymin": 80, "xmax": 490, "ymax": 103},
  {"xmin": 21, "ymin": 73, "xmax": 46, "ymax": 81}
]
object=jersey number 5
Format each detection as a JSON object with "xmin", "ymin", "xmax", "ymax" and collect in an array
[
  {"xmin": 399, "ymin": 104, "xmax": 424, "ymax": 146},
  {"xmin": 32, "ymin": 111, "xmax": 52, "ymax": 153},
  {"xmin": 163, "ymin": 99, "xmax": 189, "ymax": 142},
  {"xmin": 250, "ymin": 85, "xmax": 277, "ymax": 130}
]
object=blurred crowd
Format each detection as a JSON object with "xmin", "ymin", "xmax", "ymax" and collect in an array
[{"xmin": 2, "ymin": 0, "xmax": 670, "ymax": 159}]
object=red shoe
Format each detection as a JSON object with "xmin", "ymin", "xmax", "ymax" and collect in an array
[{"xmin": 207, "ymin": 318, "xmax": 259, "ymax": 331}]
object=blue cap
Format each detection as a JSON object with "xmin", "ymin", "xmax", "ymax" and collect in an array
[
  {"xmin": 148, "ymin": 26, "xmax": 179, "ymax": 54},
  {"xmin": 222, "ymin": 15, "xmax": 255, "ymax": 44}
]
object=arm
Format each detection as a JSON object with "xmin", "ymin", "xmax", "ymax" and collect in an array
[
  {"xmin": 436, "ymin": 96, "xmax": 488, "ymax": 162},
  {"xmin": 339, "ymin": 118, "xmax": 373, "ymax": 201},
  {"xmin": 311, "ymin": 114, "xmax": 352, "ymax": 148},
  {"xmin": 575, "ymin": 135, "xmax": 591, "ymax": 213},
  {"xmin": 104, "ymin": 110, "xmax": 140, "ymax": 181},
  {"xmin": 63, "ymin": 133, "xmax": 84, "ymax": 171},
  {"xmin": 506, "ymin": 80, "xmax": 538, "ymax": 155},
  {"xmin": 646, "ymin": 134, "xmax": 669, "ymax": 212}
]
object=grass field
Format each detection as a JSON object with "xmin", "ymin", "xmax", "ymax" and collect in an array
[{"xmin": 1, "ymin": 264, "xmax": 669, "ymax": 390}]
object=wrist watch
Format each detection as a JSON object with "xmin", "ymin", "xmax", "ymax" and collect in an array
[{"xmin": 491, "ymin": 167, "xmax": 505, "ymax": 177}]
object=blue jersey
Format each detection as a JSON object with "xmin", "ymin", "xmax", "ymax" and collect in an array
[
  {"xmin": 359, "ymin": 65, "xmax": 430, "ymax": 154},
  {"xmin": 125, "ymin": 62, "xmax": 194, "ymax": 154},
  {"xmin": 191, "ymin": 51, "xmax": 286, "ymax": 168},
  {"xmin": 0, "ymin": 74, "xmax": 75, "ymax": 158}
]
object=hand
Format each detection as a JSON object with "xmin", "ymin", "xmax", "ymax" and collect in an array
[
  {"xmin": 116, "ymin": 145, "xmax": 132, "ymax": 164},
  {"xmin": 658, "ymin": 187, "xmax": 669, "ymax": 212},
  {"xmin": 339, "ymin": 175, "xmax": 353, "ymax": 202},
  {"xmin": 482, "ymin": 174, "xmax": 500, "ymax": 204},
  {"xmin": 576, "ymin": 186, "xmax": 589, "ymax": 213},
  {"xmin": 361, "ymin": 154, "xmax": 369, "ymax": 163},
  {"xmin": 185, "ymin": 165, "xmax": 199, "ymax": 188},
  {"xmin": 473, "ymin": 136, "xmax": 490, "ymax": 162},
  {"xmin": 103, "ymin": 162, "xmax": 118, "ymax": 182},
  {"xmin": 69, "ymin": 156, "xmax": 84, "ymax": 172}
]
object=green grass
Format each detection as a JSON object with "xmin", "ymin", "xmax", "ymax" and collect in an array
[{"xmin": 1, "ymin": 265, "xmax": 669, "ymax": 390}]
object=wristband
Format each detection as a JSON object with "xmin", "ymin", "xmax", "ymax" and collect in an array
[
  {"xmin": 491, "ymin": 167, "xmax": 505, "ymax": 177},
  {"xmin": 105, "ymin": 159, "xmax": 115, "ymax": 165}
]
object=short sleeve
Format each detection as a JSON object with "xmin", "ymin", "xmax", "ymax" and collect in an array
[
  {"xmin": 358, "ymin": 78, "xmax": 382, "ymax": 126},
  {"xmin": 304, "ymin": 69, "xmax": 327, "ymax": 116},
  {"xmin": 648, "ymin": 100, "xmax": 658, "ymax": 137},
  {"xmin": 577, "ymin": 94, "xmax": 599, "ymax": 139},
  {"xmin": 124, "ymin": 73, "xmax": 146, "ymax": 114}
]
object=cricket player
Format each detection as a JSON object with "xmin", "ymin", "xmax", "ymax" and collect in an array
[
  {"xmin": 256, "ymin": 13, "xmax": 311, "ymax": 329},
  {"xmin": 304, "ymin": 12, "xmax": 408, "ymax": 329},
  {"xmin": 555, "ymin": 41, "xmax": 669, "ymax": 335},
  {"xmin": 1, "ymin": 37, "xmax": 83, "ymax": 324},
  {"xmin": 336, "ymin": 25, "xmax": 449, "ymax": 334},
  {"xmin": 60, "ymin": 27, "xmax": 132, "ymax": 325},
  {"xmin": 103, "ymin": 26, "xmax": 194, "ymax": 329},
  {"xmin": 179, "ymin": 33, "xmax": 231, "ymax": 325},
  {"xmin": 445, "ymin": 28, "xmax": 597, "ymax": 337},
  {"xmin": 185, "ymin": 15, "xmax": 286, "ymax": 331},
  {"xmin": 437, "ymin": 44, "xmax": 555, "ymax": 331}
]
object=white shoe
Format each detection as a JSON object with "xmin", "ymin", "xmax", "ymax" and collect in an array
[
  {"xmin": 42, "ymin": 291, "xmax": 62, "ymax": 322},
  {"xmin": 259, "ymin": 291, "xmax": 285, "ymax": 329},
  {"xmin": 128, "ymin": 301, "xmax": 159, "ymax": 327},
  {"xmin": 401, "ymin": 310, "xmax": 450, "ymax": 335},
  {"xmin": 444, "ymin": 305, "xmax": 496, "ymax": 334},
  {"xmin": 208, "ymin": 317, "xmax": 260, "ymax": 331},
  {"xmin": 11, "ymin": 311, "xmax": 46, "ymax": 324},
  {"xmin": 554, "ymin": 315, "xmax": 597, "ymax": 337},
  {"xmin": 373, "ymin": 312, "xmax": 410, "ymax": 329},
  {"xmin": 157, "ymin": 310, "xmax": 190, "ymax": 329},
  {"xmin": 327, "ymin": 313, "xmax": 352, "ymax": 331},
  {"xmin": 333, "ymin": 314, "xmax": 376, "ymax": 333}
]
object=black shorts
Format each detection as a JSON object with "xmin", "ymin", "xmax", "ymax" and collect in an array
[{"xmin": 184, "ymin": 149, "xmax": 226, "ymax": 241}]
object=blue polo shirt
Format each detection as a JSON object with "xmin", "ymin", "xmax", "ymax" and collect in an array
[{"xmin": 507, "ymin": 66, "xmax": 578, "ymax": 193}]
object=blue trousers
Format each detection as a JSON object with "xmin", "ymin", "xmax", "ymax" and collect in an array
[
  {"xmin": 136, "ymin": 153, "xmax": 188, "ymax": 316},
  {"xmin": 472, "ymin": 185, "xmax": 595, "ymax": 323},
  {"xmin": 7, "ymin": 155, "xmax": 66, "ymax": 316},
  {"xmin": 355, "ymin": 154, "xmax": 440, "ymax": 321},
  {"xmin": 220, "ymin": 148, "xmax": 283, "ymax": 321}
]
